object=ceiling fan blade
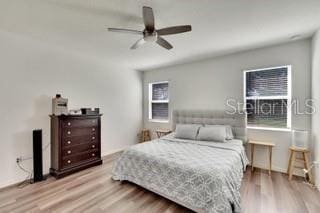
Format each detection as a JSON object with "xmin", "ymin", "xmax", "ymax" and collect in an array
[
  {"xmin": 108, "ymin": 28, "xmax": 142, "ymax": 35},
  {"xmin": 130, "ymin": 38, "xmax": 145, "ymax": 49},
  {"xmin": 156, "ymin": 37, "xmax": 173, "ymax": 50},
  {"xmin": 157, "ymin": 25, "xmax": 192, "ymax": 36},
  {"xmin": 143, "ymin": 6, "xmax": 155, "ymax": 32}
]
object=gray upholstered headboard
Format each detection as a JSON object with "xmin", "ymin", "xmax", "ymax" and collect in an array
[{"xmin": 172, "ymin": 110, "xmax": 247, "ymax": 142}]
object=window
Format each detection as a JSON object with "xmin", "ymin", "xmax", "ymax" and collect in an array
[
  {"xmin": 149, "ymin": 81, "xmax": 169, "ymax": 122},
  {"xmin": 244, "ymin": 66, "xmax": 291, "ymax": 130}
]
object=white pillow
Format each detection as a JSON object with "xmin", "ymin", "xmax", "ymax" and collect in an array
[
  {"xmin": 205, "ymin": 125, "xmax": 234, "ymax": 140},
  {"xmin": 197, "ymin": 126, "xmax": 228, "ymax": 142},
  {"xmin": 174, "ymin": 124, "xmax": 202, "ymax": 140}
]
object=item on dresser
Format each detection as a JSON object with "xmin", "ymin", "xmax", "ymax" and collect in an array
[
  {"xmin": 50, "ymin": 114, "xmax": 102, "ymax": 178},
  {"xmin": 52, "ymin": 94, "xmax": 68, "ymax": 115},
  {"xmin": 81, "ymin": 108, "xmax": 100, "ymax": 115},
  {"xmin": 69, "ymin": 109, "xmax": 82, "ymax": 115}
]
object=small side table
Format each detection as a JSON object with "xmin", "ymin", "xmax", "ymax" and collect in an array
[
  {"xmin": 249, "ymin": 140, "xmax": 275, "ymax": 176},
  {"xmin": 287, "ymin": 147, "xmax": 312, "ymax": 182},
  {"xmin": 155, "ymin": 129, "xmax": 172, "ymax": 138}
]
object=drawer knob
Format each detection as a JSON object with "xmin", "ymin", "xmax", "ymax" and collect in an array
[
  {"xmin": 92, "ymin": 145, "xmax": 95, "ymax": 148},
  {"xmin": 92, "ymin": 153, "xmax": 95, "ymax": 157},
  {"xmin": 92, "ymin": 128, "xmax": 95, "ymax": 131},
  {"xmin": 67, "ymin": 150, "xmax": 72, "ymax": 154},
  {"xmin": 92, "ymin": 136, "xmax": 95, "ymax": 140},
  {"xmin": 68, "ymin": 122, "xmax": 71, "ymax": 126},
  {"xmin": 67, "ymin": 131, "xmax": 71, "ymax": 135},
  {"xmin": 67, "ymin": 141, "xmax": 71, "ymax": 144},
  {"xmin": 67, "ymin": 160, "xmax": 71, "ymax": 164}
]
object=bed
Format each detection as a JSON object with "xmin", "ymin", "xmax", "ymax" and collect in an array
[{"xmin": 112, "ymin": 110, "xmax": 249, "ymax": 213}]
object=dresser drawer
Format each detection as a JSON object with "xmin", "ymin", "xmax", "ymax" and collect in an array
[
  {"xmin": 62, "ymin": 127, "xmax": 97, "ymax": 138},
  {"xmin": 62, "ymin": 118, "xmax": 98, "ymax": 128},
  {"xmin": 62, "ymin": 150, "xmax": 99, "ymax": 169},
  {"xmin": 62, "ymin": 142, "xmax": 99, "ymax": 156},
  {"xmin": 62, "ymin": 135, "xmax": 97, "ymax": 147}
]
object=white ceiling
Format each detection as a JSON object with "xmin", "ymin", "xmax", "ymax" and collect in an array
[{"xmin": 1, "ymin": 0, "xmax": 320, "ymax": 71}]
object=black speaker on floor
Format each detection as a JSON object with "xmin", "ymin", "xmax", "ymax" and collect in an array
[{"xmin": 33, "ymin": 129, "xmax": 44, "ymax": 182}]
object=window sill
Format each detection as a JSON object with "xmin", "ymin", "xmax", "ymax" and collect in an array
[
  {"xmin": 247, "ymin": 126, "xmax": 291, "ymax": 132},
  {"xmin": 148, "ymin": 119, "xmax": 169, "ymax": 123}
]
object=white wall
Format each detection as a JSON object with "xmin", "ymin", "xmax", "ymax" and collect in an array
[
  {"xmin": 0, "ymin": 30, "xmax": 143, "ymax": 188},
  {"xmin": 143, "ymin": 39, "xmax": 311, "ymax": 174},
  {"xmin": 312, "ymin": 29, "xmax": 320, "ymax": 188}
]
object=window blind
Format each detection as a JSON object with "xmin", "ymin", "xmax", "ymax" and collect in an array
[
  {"xmin": 245, "ymin": 66, "xmax": 290, "ymax": 129},
  {"xmin": 150, "ymin": 82, "xmax": 169, "ymax": 120},
  {"xmin": 152, "ymin": 103, "xmax": 169, "ymax": 119},
  {"xmin": 246, "ymin": 68, "xmax": 288, "ymax": 97},
  {"xmin": 152, "ymin": 83, "xmax": 168, "ymax": 100}
]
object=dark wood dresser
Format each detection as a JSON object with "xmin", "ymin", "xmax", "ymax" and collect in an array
[{"xmin": 50, "ymin": 114, "xmax": 103, "ymax": 178}]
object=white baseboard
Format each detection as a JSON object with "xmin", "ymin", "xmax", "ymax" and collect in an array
[
  {"xmin": 101, "ymin": 146, "xmax": 130, "ymax": 157},
  {"xmin": 251, "ymin": 163, "xmax": 304, "ymax": 177}
]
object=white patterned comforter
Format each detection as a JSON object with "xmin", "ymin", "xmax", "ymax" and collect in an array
[{"xmin": 112, "ymin": 134, "xmax": 249, "ymax": 213}]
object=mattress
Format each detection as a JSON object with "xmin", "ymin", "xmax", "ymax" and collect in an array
[{"xmin": 112, "ymin": 133, "xmax": 249, "ymax": 213}]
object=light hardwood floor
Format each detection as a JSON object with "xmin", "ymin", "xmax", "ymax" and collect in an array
[{"xmin": 0, "ymin": 153, "xmax": 320, "ymax": 213}]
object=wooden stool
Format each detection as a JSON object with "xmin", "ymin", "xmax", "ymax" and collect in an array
[
  {"xmin": 248, "ymin": 140, "xmax": 275, "ymax": 176},
  {"xmin": 287, "ymin": 147, "xmax": 312, "ymax": 182},
  {"xmin": 140, "ymin": 129, "xmax": 151, "ymax": 142}
]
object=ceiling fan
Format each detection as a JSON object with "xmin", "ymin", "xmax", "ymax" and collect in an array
[{"xmin": 108, "ymin": 6, "xmax": 192, "ymax": 50}]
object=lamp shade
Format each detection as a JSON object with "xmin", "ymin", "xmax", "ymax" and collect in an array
[{"xmin": 291, "ymin": 129, "xmax": 308, "ymax": 150}]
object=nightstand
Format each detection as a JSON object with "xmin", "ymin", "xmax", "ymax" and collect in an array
[
  {"xmin": 249, "ymin": 140, "xmax": 275, "ymax": 176},
  {"xmin": 155, "ymin": 129, "xmax": 172, "ymax": 138}
]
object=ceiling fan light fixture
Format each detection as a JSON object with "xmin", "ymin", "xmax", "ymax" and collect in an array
[
  {"xmin": 108, "ymin": 6, "xmax": 192, "ymax": 50},
  {"xmin": 144, "ymin": 32, "xmax": 158, "ymax": 42}
]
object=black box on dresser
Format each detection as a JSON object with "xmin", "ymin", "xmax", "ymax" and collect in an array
[{"xmin": 49, "ymin": 114, "xmax": 103, "ymax": 179}]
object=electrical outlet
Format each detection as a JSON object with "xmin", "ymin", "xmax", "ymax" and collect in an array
[
  {"xmin": 16, "ymin": 156, "xmax": 25, "ymax": 163},
  {"xmin": 16, "ymin": 156, "xmax": 33, "ymax": 163},
  {"xmin": 313, "ymin": 161, "xmax": 320, "ymax": 167}
]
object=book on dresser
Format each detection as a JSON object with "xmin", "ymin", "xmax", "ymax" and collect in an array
[{"xmin": 49, "ymin": 114, "xmax": 103, "ymax": 178}]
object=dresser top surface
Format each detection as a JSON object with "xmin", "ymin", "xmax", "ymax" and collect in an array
[{"xmin": 49, "ymin": 114, "xmax": 102, "ymax": 118}]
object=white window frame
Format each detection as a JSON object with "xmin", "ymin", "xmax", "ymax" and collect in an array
[
  {"xmin": 148, "ymin": 81, "xmax": 169, "ymax": 123},
  {"xmin": 243, "ymin": 65, "xmax": 292, "ymax": 131}
]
